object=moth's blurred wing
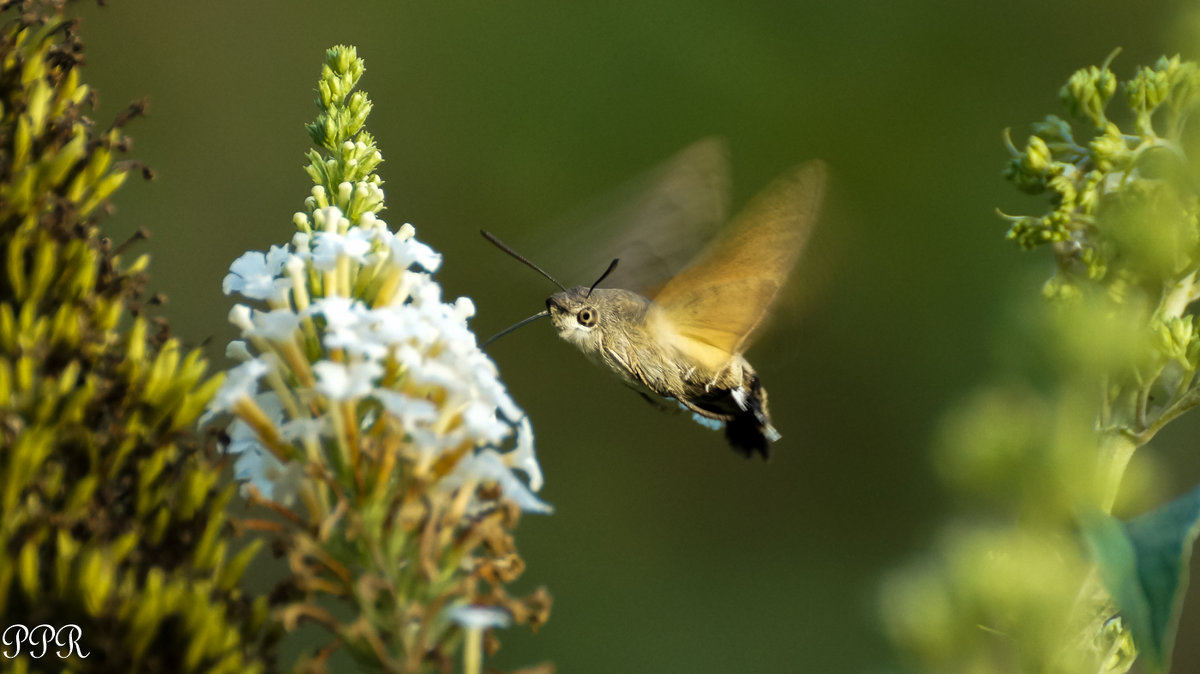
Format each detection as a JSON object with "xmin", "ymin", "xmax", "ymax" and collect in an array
[
  {"xmin": 652, "ymin": 160, "xmax": 827, "ymax": 370},
  {"xmin": 527, "ymin": 137, "xmax": 731, "ymax": 293}
]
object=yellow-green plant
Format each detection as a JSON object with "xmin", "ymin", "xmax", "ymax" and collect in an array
[
  {"xmin": 208, "ymin": 45, "xmax": 552, "ymax": 674},
  {"xmin": 884, "ymin": 53, "xmax": 1200, "ymax": 674},
  {"xmin": 0, "ymin": 1, "xmax": 275, "ymax": 672}
]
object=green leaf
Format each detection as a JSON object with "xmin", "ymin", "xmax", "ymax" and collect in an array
[
  {"xmin": 1082, "ymin": 482, "xmax": 1200, "ymax": 673},
  {"xmin": 1081, "ymin": 509, "xmax": 1152, "ymax": 669}
]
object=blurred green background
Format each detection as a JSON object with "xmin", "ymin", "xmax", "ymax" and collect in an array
[{"xmin": 70, "ymin": 1, "xmax": 1200, "ymax": 671}]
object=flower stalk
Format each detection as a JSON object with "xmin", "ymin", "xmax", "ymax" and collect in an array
[{"xmin": 209, "ymin": 45, "xmax": 552, "ymax": 673}]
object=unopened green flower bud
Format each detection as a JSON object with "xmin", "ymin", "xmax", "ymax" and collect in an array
[
  {"xmin": 1062, "ymin": 65, "xmax": 1117, "ymax": 128},
  {"xmin": 1094, "ymin": 615, "xmax": 1137, "ymax": 674},
  {"xmin": 1042, "ymin": 274, "xmax": 1083, "ymax": 301},
  {"xmin": 1078, "ymin": 170, "xmax": 1105, "ymax": 214},
  {"xmin": 1025, "ymin": 135, "xmax": 1052, "ymax": 173},
  {"xmin": 1127, "ymin": 65, "xmax": 1168, "ymax": 114},
  {"xmin": 1090, "ymin": 122, "xmax": 1130, "ymax": 172},
  {"xmin": 1047, "ymin": 173, "xmax": 1078, "ymax": 209}
]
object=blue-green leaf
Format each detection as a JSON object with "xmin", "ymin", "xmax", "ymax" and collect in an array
[{"xmin": 1081, "ymin": 482, "xmax": 1200, "ymax": 673}]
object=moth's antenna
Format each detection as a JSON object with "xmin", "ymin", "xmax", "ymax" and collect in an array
[
  {"xmin": 586, "ymin": 258, "xmax": 619, "ymax": 298},
  {"xmin": 481, "ymin": 310, "xmax": 551, "ymax": 348},
  {"xmin": 481, "ymin": 230, "xmax": 567, "ymax": 292}
]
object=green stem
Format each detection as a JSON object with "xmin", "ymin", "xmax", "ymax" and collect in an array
[
  {"xmin": 463, "ymin": 626, "xmax": 483, "ymax": 674},
  {"xmin": 1097, "ymin": 432, "xmax": 1137, "ymax": 513},
  {"xmin": 1131, "ymin": 385, "xmax": 1200, "ymax": 446},
  {"xmin": 1102, "ymin": 384, "xmax": 1200, "ymax": 511},
  {"xmin": 1159, "ymin": 271, "xmax": 1198, "ymax": 318}
]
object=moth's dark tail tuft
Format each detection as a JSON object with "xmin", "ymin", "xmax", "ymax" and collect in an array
[
  {"xmin": 724, "ymin": 376, "xmax": 776, "ymax": 460},
  {"xmin": 725, "ymin": 413, "xmax": 771, "ymax": 459}
]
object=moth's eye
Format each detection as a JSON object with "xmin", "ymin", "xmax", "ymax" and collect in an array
[{"xmin": 577, "ymin": 307, "xmax": 597, "ymax": 327}]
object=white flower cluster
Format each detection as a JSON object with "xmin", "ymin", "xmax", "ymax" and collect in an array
[{"xmin": 208, "ymin": 202, "xmax": 550, "ymax": 513}]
